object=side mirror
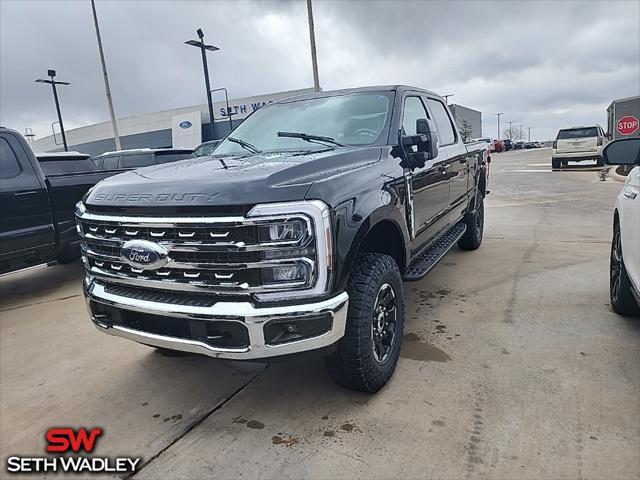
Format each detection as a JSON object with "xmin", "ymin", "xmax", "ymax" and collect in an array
[
  {"xmin": 603, "ymin": 138, "xmax": 640, "ymax": 166},
  {"xmin": 399, "ymin": 118, "xmax": 439, "ymax": 170}
]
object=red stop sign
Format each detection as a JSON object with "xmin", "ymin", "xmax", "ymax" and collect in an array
[{"xmin": 617, "ymin": 115, "xmax": 639, "ymax": 136}]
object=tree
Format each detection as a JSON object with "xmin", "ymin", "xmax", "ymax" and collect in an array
[
  {"xmin": 459, "ymin": 120, "xmax": 473, "ymax": 142},
  {"xmin": 503, "ymin": 125, "xmax": 524, "ymax": 141}
]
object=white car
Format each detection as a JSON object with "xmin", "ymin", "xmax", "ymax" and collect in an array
[
  {"xmin": 604, "ymin": 138, "xmax": 640, "ymax": 316},
  {"xmin": 552, "ymin": 125, "xmax": 608, "ymax": 169}
]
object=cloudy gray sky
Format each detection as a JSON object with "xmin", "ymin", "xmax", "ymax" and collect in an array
[{"xmin": 1, "ymin": 0, "xmax": 639, "ymax": 141}]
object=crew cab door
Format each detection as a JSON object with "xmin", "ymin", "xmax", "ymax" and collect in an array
[
  {"xmin": 401, "ymin": 95, "xmax": 450, "ymax": 243},
  {"xmin": 424, "ymin": 97, "xmax": 470, "ymax": 222},
  {"xmin": 0, "ymin": 131, "xmax": 55, "ymax": 272}
]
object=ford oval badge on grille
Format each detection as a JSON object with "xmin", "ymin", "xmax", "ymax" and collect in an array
[
  {"xmin": 179, "ymin": 120, "xmax": 192, "ymax": 129},
  {"xmin": 121, "ymin": 240, "xmax": 169, "ymax": 270}
]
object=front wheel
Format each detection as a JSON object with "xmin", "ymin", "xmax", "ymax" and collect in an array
[
  {"xmin": 324, "ymin": 253, "xmax": 405, "ymax": 393},
  {"xmin": 610, "ymin": 223, "xmax": 640, "ymax": 316}
]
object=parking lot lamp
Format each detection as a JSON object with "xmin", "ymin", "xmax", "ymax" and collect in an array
[
  {"xmin": 35, "ymin": 70, "xmax": 70, "ymax": 151},
  {"xmin": 493, "ymin": 113, "xmax": 503, "ymax": 140},
  {"xmin": 185, "ymin": 29, "xmax": 219, "ymax": 140},
  {"xmin": 527, "ymin": 127, "xmax": 533, "ymax": 142}
]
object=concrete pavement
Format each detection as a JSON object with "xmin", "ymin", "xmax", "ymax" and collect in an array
[{"xmin": 1, "ymin": 148, "xmax": 638, "ymax": 479}]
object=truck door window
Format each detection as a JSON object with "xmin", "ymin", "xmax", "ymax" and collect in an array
[
  {"xmin": 0, "ymin": 138, "xmax": 22, "ymax": 179},
  {"xmin": 101, "ymin": 155, "xmax": 119, "ymax": 170},
  {"xmin": 402, "ymin": 96, "xmax": 429, "ymax": 135},
  {"xmin": 122, "ymin": 153, "xmax": 154, "ymax": 168},
  {"xmin": 426, "ymin": 99, "xmax": 456, "ymax": 145}
]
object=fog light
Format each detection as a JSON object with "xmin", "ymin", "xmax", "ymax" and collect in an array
[{"xmin": 284, "ymin": 323, "xmax": 298, "ymax": 334}]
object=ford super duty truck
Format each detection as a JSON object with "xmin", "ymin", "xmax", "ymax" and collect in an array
[{"xmin": 76, "ymin": 86, "xmax": 488, "ymax": 393}]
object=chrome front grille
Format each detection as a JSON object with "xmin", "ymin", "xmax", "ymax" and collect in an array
[{"xmin": 75, "ymin": 205, "xmax": 327, "ymax": 297}]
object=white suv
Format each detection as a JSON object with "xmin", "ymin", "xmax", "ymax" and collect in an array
[
  {"xmin": 552, "ymin": 125, "xmax": 608, "ymax": 169},
  {"xmin": 604, "ymin": 138, "xmax": 640, "ymax": 316}
]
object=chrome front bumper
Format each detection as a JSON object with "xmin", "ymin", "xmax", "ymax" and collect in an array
[{"xmin": 84, "ymin": 278, "xmax": 348, "ymax": 360}]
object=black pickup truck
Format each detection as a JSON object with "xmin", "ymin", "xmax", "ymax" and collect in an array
[
  {"xmin": 76, "ymin": 86, "xmax": 488, "ymax": 392},
  {"xmin": 0, "ymin": 127, "xmax": 115, "ymax": 274}
]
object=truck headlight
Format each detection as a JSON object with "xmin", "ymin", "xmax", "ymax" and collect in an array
[{"xmin": 248, "ymin": 200, "xmax": 332, "ymax": 301}]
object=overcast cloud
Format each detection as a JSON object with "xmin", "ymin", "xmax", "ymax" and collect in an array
[{"xmin": 1, "ymin": 0, "xmax": 638, "ymax": 142}]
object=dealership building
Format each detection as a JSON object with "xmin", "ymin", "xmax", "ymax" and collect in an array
[{"xmin": 31, "ymin": 87, "xmax": 483, "ymax": 156}]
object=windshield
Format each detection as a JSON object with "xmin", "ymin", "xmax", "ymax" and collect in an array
[
  {"xmin": 214, "ymin": 92, "xmax": 392, "ymax": 155},
  {"xmin": 557, "ymin": 127, "xmax": 598, "ymax": 139}
]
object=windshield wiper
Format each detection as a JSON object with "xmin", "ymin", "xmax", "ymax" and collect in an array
[
  {"xmin": 277, "ymin": 131, "xmax": 345, "ymax": 148},
  {"xmin": 227, "ymin": 136, "xmax": 261, "ymax": 154}
]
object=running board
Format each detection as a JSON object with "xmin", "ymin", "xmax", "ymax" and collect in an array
[{"xmin": 403, "ymin": 223, "xmax": 467, "ymax": 281}]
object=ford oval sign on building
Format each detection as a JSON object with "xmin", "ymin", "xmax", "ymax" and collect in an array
[{"xmin": 179, "ymin": 120, "xmax": 193, "ymax": 129}]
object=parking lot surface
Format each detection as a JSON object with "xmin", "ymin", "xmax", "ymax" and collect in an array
[{"xmin": 1, "ymin": 148, "xmax": 639, "ymax": 479}]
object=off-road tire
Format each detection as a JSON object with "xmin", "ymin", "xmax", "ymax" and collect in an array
[
  {"xmin": 458, "ymin": 194, "xmax": 484, "ymax": 250},
  {"xmin": 324, "ymin": 253, "xmax": 404, "ymax": 393},
  {"xmin": 552, "ymin": 158, "xmax": 561, "ymax": 169},
  {"xmin": 610, "ymin": 222, "xmax": 640, "ymax": 316}
]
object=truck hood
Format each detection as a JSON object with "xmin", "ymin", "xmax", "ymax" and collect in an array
[{"xmin": 85, "ymin": 147, "xmax": 382, "ymax": 208}]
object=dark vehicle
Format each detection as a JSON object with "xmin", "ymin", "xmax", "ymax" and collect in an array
[
  {"xmin": 36, "ymin": 151, "xmax": 97, "ymax": 175},
  {"xmin": 0, "ymin": 128, "xmax": 116, "ymax": 274},
  {"xmin": 77, "ymin": 86, "xmax": 488, "ymax": 393},
  {"xmin": 92, "ymin": 148, "xmax": 195, "ymax": 171},
  {"xmin": 513, "ymin": 141, "xmax": 525, "ymax": 150},
  {"xmin": 502, "ymin": 139, "xmax": 513, "ymax": 151},
  {"xmin": 194, "ymin": 140, "xmax": 221, "ymax": 157}
]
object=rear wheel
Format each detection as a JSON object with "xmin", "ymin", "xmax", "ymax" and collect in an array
[
  {"xmin": 610, "ymin": 222, "xmax": 640, "ymax": 316},
  {"xmin": 324, "ymin": 253, "xmax": 404, "ymax": 393},
  {"xmin": 458, "ymin": 194, "xmax": 484, "ymax": 250}
]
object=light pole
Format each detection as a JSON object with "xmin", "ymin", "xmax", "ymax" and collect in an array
[
  {"xmin": 519, "ymin": 124, "xmax": 524, "ymax": 141},
  {"xmin": 493, "ymin": 112, "xmax": 503, "ymax": 140},
  {"xmin": 186, "ymin": 29, "xmax": 219, "ymax": 140},
  {"xmin": 527, "ymin": 127, "xmax": 533, "ymax": 142},
  {"xmin": 306, "ymin": 0, "xmax": 320, "ymax": 92},
  {"xmin": 91, "ymin": 0, "xmax": 121, "ymax": 150},
  {"xmin": 35, "ymin": 70, "xmax": 70, "ymax": 151},
  {"xmin": 443, "ymin": 94, "xmax": 455, "ymax": 105},
  {"xmin": 506, "ymin": 121, "xmax": 513, "ymax": 139}
]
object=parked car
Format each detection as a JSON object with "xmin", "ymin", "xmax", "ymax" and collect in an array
[
  {"xmin": 491, "ymin": 139, "xmax": 504, "ymax": 153},
  {"xmin": 194, "ymin": 140, "xmax": 221, "ymax": 157},
  {"xmin": 92, "ymin": 148, "xmax": 196, "ymax": 171},
  {"xmin": 0, "ymin": 128, "xmax": 116, "ymax": 274},
  {"xmin": 513, "ymin": 141, "xmax": 525, "ymax": 150},
  {"xmin": 523, "ymin": 142, "xmax": 535, "ymax": 149},
  {"xmin": 551, "ymin": 125, "xmax": 608, "ymax": 169},
  {"xmin": 502, "ymin": 139, "xmax": 513, "ymax": 151},
  {"xmin": 603, "ymin": 138, "xmax": 640, "ymax": 316},
  {"xmin": 76, "ymin": 85, "xmax": 489, "ymax": 393},
  {"xmin": 36, "ymin": 151, "xmax": 97, "ymax": 175}
]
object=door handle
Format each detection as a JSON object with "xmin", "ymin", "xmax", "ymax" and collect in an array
[
  {"xmin": 460, "ymin": 157, "xmax": 468, "ymax": 164},
  {"xmin": 437, "ymin": 166, "xmax": 448, "ymax": 174},
  {"xmin": 13, "ymin": 190, "xmax": 38, "ymax": 197},
  {"xmin": 623, "ymin": 189, "xmax": 637, "ymax": 200}
]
